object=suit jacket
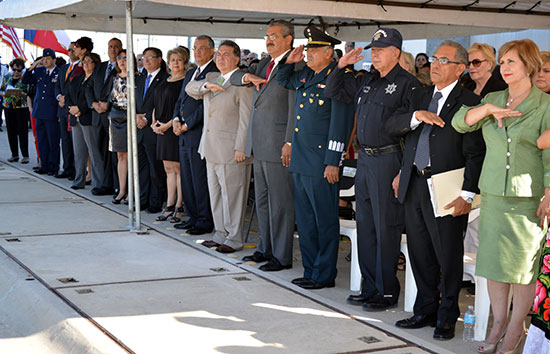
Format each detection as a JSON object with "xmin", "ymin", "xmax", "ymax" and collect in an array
[
  {"xmin": 66, "ymin": 73, "xmax": 93, "ymax": 126},
  {"xmin": 85, "ymin": 61, "xmax": 117, "ymax": 127},
  {"xmin": 230, "ymin": 53, "xmax": 303, "ymax": 162},
  {"xmin": 463, "ymin": 74, "xmax": 508, "ymax": 98},
  {"xmin": 22, "ymin": 66, "xmax": 60, "ymax": 120},
  {"xmin": 186, "ymin": 70, "xmax": 253, "ymax": 165},
  {"xmin": 387, "ymin": 83, "xmax": 485, "ymax": 204},
  {"xmin": 136, "ymin": 69, "xmax": 170, "ymax": 145},
  {"xmin": 172, "ymin": 60, "xmax": 219, "ymax": 148},
  {"xmin": 54, "ymin": 62, "xmax": 72, "ymax": 118}
]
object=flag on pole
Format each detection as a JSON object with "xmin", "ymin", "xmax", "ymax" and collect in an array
[
  {"xmin": 1, "ymin": 25, "xmax": 26, "ymax": 60},
  {"xmin": 24, "ymin": 30, "xmax": 70, "ymax": 56}
]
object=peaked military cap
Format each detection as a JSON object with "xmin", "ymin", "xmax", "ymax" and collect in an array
[
  {"xmin": 304, "ymin": 26, "xmax": 341, "ymax": 48},
  {"xmin": 42, "ymin": 48, "xmax": 56, "ymax": 58},
  {"xmin": 365, "ymin": 27, "xmax": 403, "ymax": 50}
]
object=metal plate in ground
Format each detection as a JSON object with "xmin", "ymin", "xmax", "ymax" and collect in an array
[
  {"xmin": 58, "ymin": 274, "xmax": 405, "ymax": 354},
  {"xmin": 2, "ymin": 231, "xmax": 243, "ymax": 285},
  {"xmin": 0, "ymin": 177, "xmax": 81, "ymax": 203},
  {"xmin": 0, "ymin": 201, "xmax": 128, "ymax": 236}
]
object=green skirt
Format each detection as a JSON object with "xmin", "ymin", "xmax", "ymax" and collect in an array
[{"xmin": 476, "ymin": 193, "xmax": 546, "ymax": 284}]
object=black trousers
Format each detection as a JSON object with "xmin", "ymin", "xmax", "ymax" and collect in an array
[
  {"xmin": 59, "ymin": 114, "xmax": 75, "ymax": 176},
  {"xmin": 138, "ymin": 142, "xmax": 166, "ymax": 209},
  {"xmin": 5, "ymin": 107, "xmax": 29, "ymax": 157},
  {"xmin": 96, "ymin": 118, "xmax": 118, "ymax": 190},
  {"xmin": 404, "ymin": 172, "xmax": 468, "ymax": 325}
]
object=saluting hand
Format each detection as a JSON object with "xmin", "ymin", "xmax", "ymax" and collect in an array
[
  {"xmin": 415, "ymin": 110, "xmax": 446, "ymax": 128},
  {"xmin": 244, "ymin": 73, "xmax": 267, "ymax": 91},
  {"xmin": 205, "ymin": 82, "xmax": 225, "ymax": 93},
  {"xmin": 324, "ymin": 165, "xmax": 339, "ymax": 184},
  {"xmin": 483, "ymin": 103, "xmax": 522, "ymax": 128},
  {"xmin": 286, "ymin": 45, "xmax": 305, "ymax": 64},
  {"xmin": 338, "ymin": 47, "xmax": 364, "ymax": 69}
]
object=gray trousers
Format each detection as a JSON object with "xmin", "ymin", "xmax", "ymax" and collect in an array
[
  {"xmin": 254, "ymin": 160, "xmax": 295, "ymax": 265},
  {"xmin": 71, "ymin": 120, "xmax": 105, "ymax": 189},
  {"xmin": 207, "ymin": 161, "xmax": 251, "ymax": 250}
]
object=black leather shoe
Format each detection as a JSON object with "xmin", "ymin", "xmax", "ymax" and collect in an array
[
  {"xmin": 68, "ymin": 175, "xmax": 75, "ymax": 181},
  {"xmin": 362, "ymin": 296, "xmax": 397, "ymax": 312},
  {"xmin": 242, "ymin": 252, "xmax": 269, "ymax": 263},
  {"xmin": 174, "ymin": 221, "xmax": 195, "ymax": 230},
  {"xmin": 298, "ymin": 279, "xmax": 335, "ymax": 290},
  {"xmin": 259, "ymin": 258, "xmax": 291, "ymax": 271},
  {"xmin": 91, "ymin": 187, "xmax": 111, "ymax": 196},
  {"xmin": 347, "ymin": 294, "xmax": 370, "ymax": 306},
  {"xmin": 395, "ymin": 314, "xmax": 437, "ymax": 329},
  {"xmin": 187, "ymin": 227, "xmax": 212, "ymax": 235},
  {"xmin": 35, "ymin": 169, "xmax": 47, "ymax": 175},
  {"xmin": 291, "ymin": 277, "xmax": 311, "ymax": 285},
  {"xmin": 55, "ymin": 171, "xmax": 70, "ymax": 179},
  {"xmin": 433, "ymin": 323, "xmax": 455, "ymax": 340},
  {"xmin": 47, "ymin": 171, "xmax": 56, "ymax": 176},
  {"xmin": 71, "ymin": 185, "xmax": 84, "ymax": 190}
]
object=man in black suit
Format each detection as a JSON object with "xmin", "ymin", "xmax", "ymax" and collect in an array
[
  {"xmin": 136, "ymin": 47, "xmax": 169, "ymax": 213},
  {"xmin": 387, "ymin": 40, "xmax": 485, "ymax": 340},
  {"xmin": 86, "ymin": 37, "xmax": 123, "ymax": 196},
  {"xmin": 54, "ymin": 41, "xmax": 77, "ymax": 180},
  {"xmin": 172, "ymin": 35, "xmax": 218, "ymax": 234}
]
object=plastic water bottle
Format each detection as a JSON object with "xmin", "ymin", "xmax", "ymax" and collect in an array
[{"xmin": 463, "ymin": 305, "xmax": 476, "ymax": 342}]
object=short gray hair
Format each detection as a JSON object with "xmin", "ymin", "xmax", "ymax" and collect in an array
[
  {"xmin": 268, "ymin": 20, "xmax": 294, "ymax": 39},
  {"xmin": 195, "ymin": 35, "xmax": 215, "ymax": 49},
  {"xmin": 439, "ymin": 40, "xmax": 468, "ymax": 65}
]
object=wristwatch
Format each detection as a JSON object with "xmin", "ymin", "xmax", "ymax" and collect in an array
[{"xmin": 462, "ymin": 196, "xmax": 474, "ymax": 204}]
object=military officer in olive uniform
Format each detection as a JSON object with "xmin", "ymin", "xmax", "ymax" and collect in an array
[
  {"xmin": 23, "ymin": 48, "xmax": 61, "ymax": 175},
  {"xmin": 326, "ymin": 28, "xmax": 420, "ymax": 310},
  {"xmin": 277, "ymin": 26, "xmax": 354, "ymax": 290}
]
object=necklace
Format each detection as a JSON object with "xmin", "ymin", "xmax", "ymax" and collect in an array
[
  {"xmin": 505, "ymin": 87, "xmax": 531, "ymax": 108},
  {"xmin": 168, "ymin": 73, "xmax": 185, "ymax": 82}
]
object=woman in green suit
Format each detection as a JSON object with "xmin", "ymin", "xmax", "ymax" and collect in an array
[{"xmin": 452, "ymin": 39, "xmax": 550, "ymax": 354}]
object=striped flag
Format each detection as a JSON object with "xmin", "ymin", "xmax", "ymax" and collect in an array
[
  {"xmin": 1, "ymin": 25, "xmax": 26, "ymax": 60},
  {"xmin": 24, "ymin": 30, "xmax": 70, "ymax": 55}
]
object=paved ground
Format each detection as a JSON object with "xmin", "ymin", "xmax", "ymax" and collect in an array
[{"xmin": 0, "ymin": 128, "xmax": 481, "ymax": 353}]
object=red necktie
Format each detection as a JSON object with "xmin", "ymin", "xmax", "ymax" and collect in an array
[{"xmin": 262, "ymin": 60, "xmax": 275, "ymax": 89}]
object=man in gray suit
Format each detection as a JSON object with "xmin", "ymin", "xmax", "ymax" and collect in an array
[
  {"xmin": 230, "ymin": 20, "xmax": 297, "ymax": 271},
  {"xmin": 186, "ymin": 40, "xmax": 254, "ymax": 254}
]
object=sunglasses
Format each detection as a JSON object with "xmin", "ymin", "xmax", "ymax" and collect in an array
[{"xmin": 468, "ymin": 59, "xmax": 487, "ymax": 67}]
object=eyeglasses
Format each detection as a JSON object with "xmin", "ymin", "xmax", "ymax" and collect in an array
[
  {"xmin": 264, "ymin": 34, "xmax": 279, "ymax": 41},
  {"xmin": 116, "ymin": 56, "xmax": 127, "ymax": 60},
  {"xmin": 12, "ymin": 68, "xmax": 23, "ymax": 72},
  {"xmin": 193, "ymin": 46, "xmax": 209, "ymax": 51},
  {"xmin": 468, "ymin": 59, "xmax": 487, "ymax": 67},
  {"xmin": 137, "ymin": 58, "xmax": 144, "ymax": 61},
  {"xmin": 143, "ymin": 55, "xmax": 159, "ymax": 60},
  {"xmin": 429, "ymin": 56, "xmax": 461, "ymax": 65}
]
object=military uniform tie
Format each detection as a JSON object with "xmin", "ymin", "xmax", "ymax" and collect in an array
[{"xmin": 414, "ymin": 91, "xmax": 443, "ymax": 171}]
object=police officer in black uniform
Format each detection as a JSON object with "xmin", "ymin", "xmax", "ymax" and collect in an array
[
  {"xmin": 277, "ymin": 26, "xmax": 354, "ymax": 289},
  {"xmin": 326, "ymin": 28, "xmax": 420, "ymax": 310}
]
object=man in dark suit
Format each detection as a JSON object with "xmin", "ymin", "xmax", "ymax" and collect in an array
[
  {"xmin": 387, "ymin": 40, "xmax": 485, "ymax": 340},
  {"xmin": 23, "ymin": 48, "xmax": 61, "ymax": 175},
  {"xmin": 230, "ymin": 20, "xmax": 299, "ymax": 271},
  {"xmin": 277, "ymin": 26, "xmax": 354, "ymax": 289},
  {"xmin": 172, "ymin": 35, "xmax": 218, "ymax": 235},
  {"xmin": 136, "ymin": 47, "xmax": 169, "ymax": 213},
  {"xmin": 86, "ymin": 37, "xmax": 123, "ymax": 196},
  {"xmin": 54, "ymin": 41, "xmax": 78, "ymax": 180}
]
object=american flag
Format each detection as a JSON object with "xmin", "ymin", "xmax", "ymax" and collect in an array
[{"xmin": 1, "ymin": 25, "xmax": 26, "ymax": 60}]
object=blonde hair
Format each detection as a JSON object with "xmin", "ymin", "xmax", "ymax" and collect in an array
[
  {"xmin": 167, "ymin": 47, "xmax": 189, "ymax": 65},
  {"xmin": 400, "ymin": 51, "xmax": 415, "ymax": 75},
  {"xmin": 498, "ymin": 39, "xmax": 542, "ymax": 78},
  {"xmin": 468, "ymin": 43, "xmax": 496, "ymax": 71},
  {"xmin": 541, "ymin": 51, "xmax": 550, "ymax": 65}
]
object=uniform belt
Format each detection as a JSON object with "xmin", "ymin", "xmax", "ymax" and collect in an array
[
  {"xmin": 363, "ymin": 144, "xmax": 401, "ymax": 156},
  {"xmin": 416, "ymin": 166, "xmax": 432, "ymax": 177}
]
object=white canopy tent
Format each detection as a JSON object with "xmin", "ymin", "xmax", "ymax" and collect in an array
[{"xmin": 1, "ymin": 0, "xmax": 549, "ymax": 41}]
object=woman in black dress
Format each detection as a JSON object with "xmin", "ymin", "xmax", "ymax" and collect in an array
[{"xmin": 152, "ymin": 47, "xmax": 188, "ymax": 222}]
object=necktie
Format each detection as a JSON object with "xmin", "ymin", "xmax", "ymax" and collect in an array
[
  {"xmin": 414, "ymin": 91, "xmax": 443, "ymax": 171},
  {"xmin": 104, "ymin": 62, "xmax": 113, "ymax": 83},
  {"xmin": 65, "ymin": 63, "xmax": 73, "ymax": 81},
  {"xmin": 217, "ymin": 75, "xmax": 225, "ymax": 86},
  {"xmin": 143, "ymin": 74, "xmax": 152, "ymax": 100},
  {"xmin": 262, "ymin": 60, "xmax": 275, "ymax": 89},
  {"xmin": 194, "ymin": 67, "xmax": 201, "ymax": 80}
]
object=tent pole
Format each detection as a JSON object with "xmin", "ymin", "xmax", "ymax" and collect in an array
[{"xmin": 126, "ymin": 0, "xmax": 146, "ymax": 234}]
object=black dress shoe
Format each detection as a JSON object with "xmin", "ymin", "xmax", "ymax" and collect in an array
[
  {"xmin": 187, "ymin": 227, "xmax": 212, "ymax": 235},
  {"xmin": 291, "ymin": 277, "xmax": 311, "ymax": 285},
  {"xmin": 71, "ymin": 185, "xmax": 84, "ymax": 190},
  {"xmin": 362, "ymin": 296, "xmax": 397, "ymax": 312},
  {"xmin": 47, "ymin": 171, "xmax": 56, "ymax": 176},
  {"xmin": 85, "ymin": 180, "xmax": 92, "ymax": 185},
  {"xmin": 174, "ymin": 221, "xmax": 196, "ymax": 230},
  {"xmin": 91, "ymin": 187, "xmax": 111, "ymax": 196},
  {"xmin": 242, "ymin": 252, "xmax": 269, "ymax": 263},
  {"xmin": 68, "ymin": 176, "xmax": 75, "ymax": 181},
  {"xmin": 55, "ymin": 171, "xmax": 70, "ymax": 179},
  {"xmin": 395, "ymin": 314, "xmax": 437, "ymax": 329},
  {"xmin": 298, "ymin": 279, "xmax": 335, "ymax": 290},
  {"xmin": 259, "ymin": 258, "xmax": 291, "ymax": 272},
  {"xmin": 347, "ymin": 294, "xmax": 370, "ymax": 306},
  {"xmin": 433, "ymin": 323, "xmax": 455, "ymax": 340},
  {"xmin": 35, "ymin": 169, "xmax": 47, "ymax": 175}
]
